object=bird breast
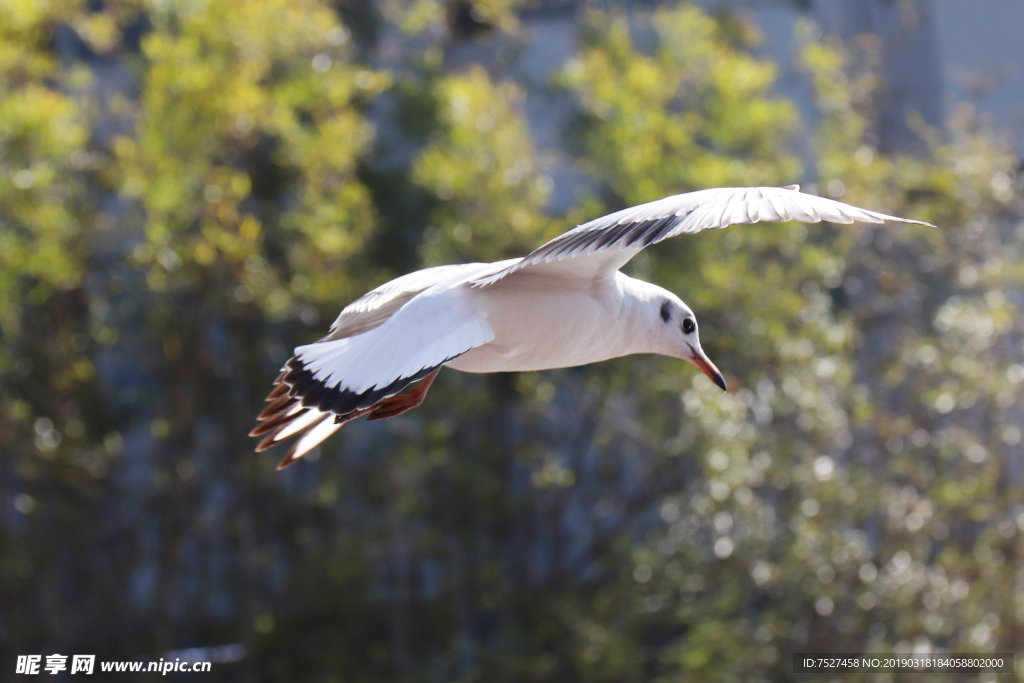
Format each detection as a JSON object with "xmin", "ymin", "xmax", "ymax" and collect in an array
[{"xmin": 446, "ymin": 274, "xmax": 639, "ymax": 374}]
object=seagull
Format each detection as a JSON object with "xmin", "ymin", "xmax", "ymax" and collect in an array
[{"xmin": 251, "ymin": 185, "xmax": 931, "ymax": 468}]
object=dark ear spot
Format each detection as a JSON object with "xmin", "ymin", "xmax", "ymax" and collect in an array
[{"xmin": 660, "ymin": 299, "xmax": 671, "ymax": 323}]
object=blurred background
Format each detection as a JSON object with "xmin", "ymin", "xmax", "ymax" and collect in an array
[{"xmin": 2, "ymin": 0, "xmax": 1023, "ymax": 680}]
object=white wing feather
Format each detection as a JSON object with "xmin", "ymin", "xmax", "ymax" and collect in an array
[
  {"xmin": 292, "ymin": 284, "xmax": 494, "ymax": 403},
  {"xmin": 472, "ymin": 186, "xmax": 932, "ymax": 286},
  {"xmin": 326, "ymin": 263, "xmax": 494, "ymax": 340},
  {"xmin": 287, "ymin": 415, "xmax": 342, "ymax": 461}
]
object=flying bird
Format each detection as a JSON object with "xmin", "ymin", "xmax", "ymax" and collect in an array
[{"xmin": 251, "ymin": 185, "xmax": 931, "ymax": 468}]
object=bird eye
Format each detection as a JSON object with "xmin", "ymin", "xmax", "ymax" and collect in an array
[{"xmin": 682, "ymin": 318, "xmax": 695, "ymax": 334}]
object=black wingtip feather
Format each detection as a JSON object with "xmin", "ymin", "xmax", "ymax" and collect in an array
[
  {"xmin": 637, "ymin": 215, "xmax": 678, "ymax": 248},
  {"xmin": 250, "ymin": 407, "xmax": 307, "ymax": 437},
  {"xmin": 257, "ymin": 395, "xmax": 294, "ymax": 420},
  {"xmin": 282, "ymin": 350, "xmax": 467, "ymax": 419}
]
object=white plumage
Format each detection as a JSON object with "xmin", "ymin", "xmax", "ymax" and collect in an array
[
  {"xmin": 252, "ymin": 185, "xmax": 932, "ymax": 468},
  {"xmin": 295, "ymin": 284, "xmax": 495, "ymax": 395}
]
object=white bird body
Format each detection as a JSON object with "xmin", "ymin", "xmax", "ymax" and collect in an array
[
  {"xmin": 251, "ymin": 185, "xmax": 932, "ymax": 468},
  {"xmin": 448, "ymin": 272, "xmax": 676, "ymax": 374}
]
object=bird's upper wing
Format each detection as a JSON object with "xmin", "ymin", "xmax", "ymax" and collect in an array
[
  {"xmin": 471, "ymin": 185, "xmax": 933, "ymax": 287},
  {"xmin": 285, "ymin": 281, "xmax": 495, "ymax": 416},
  {"xmin": 325, "ymin": 262, "xmax": 501, "ymax": 341}
]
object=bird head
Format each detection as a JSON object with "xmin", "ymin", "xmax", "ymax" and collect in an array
[{"xmin": 653, "ymin": 295, "xmax": 727, "ymax": 392}]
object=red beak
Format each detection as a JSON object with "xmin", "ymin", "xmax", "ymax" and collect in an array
[{"xmin": 689, "ymin": 346, "xmax": 727, "ymax": 391}]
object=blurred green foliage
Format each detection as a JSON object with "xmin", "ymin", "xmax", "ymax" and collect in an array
[
  {"xmin": 2, "ymin": 2, "xmax": 1023, "ymax": 682},
  {"xmin": 118, "ymin": 0, "xmax": 388, "ymax": 307},
  {"xmin": 564, "ymin": 7, "xmax": 801, "ymax": 202},
  {"xmin": 414, "ymin": 67, "xmax": 556, "ymax": 264}
]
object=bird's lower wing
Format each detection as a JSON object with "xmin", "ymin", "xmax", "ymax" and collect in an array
[
  {"xmin": 471, "ymin": 185, "xmax": 933, "ymax": 287},
  {"xmin": 251, "ymin": 285, "xmax": 494, "ymax": 464}
]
